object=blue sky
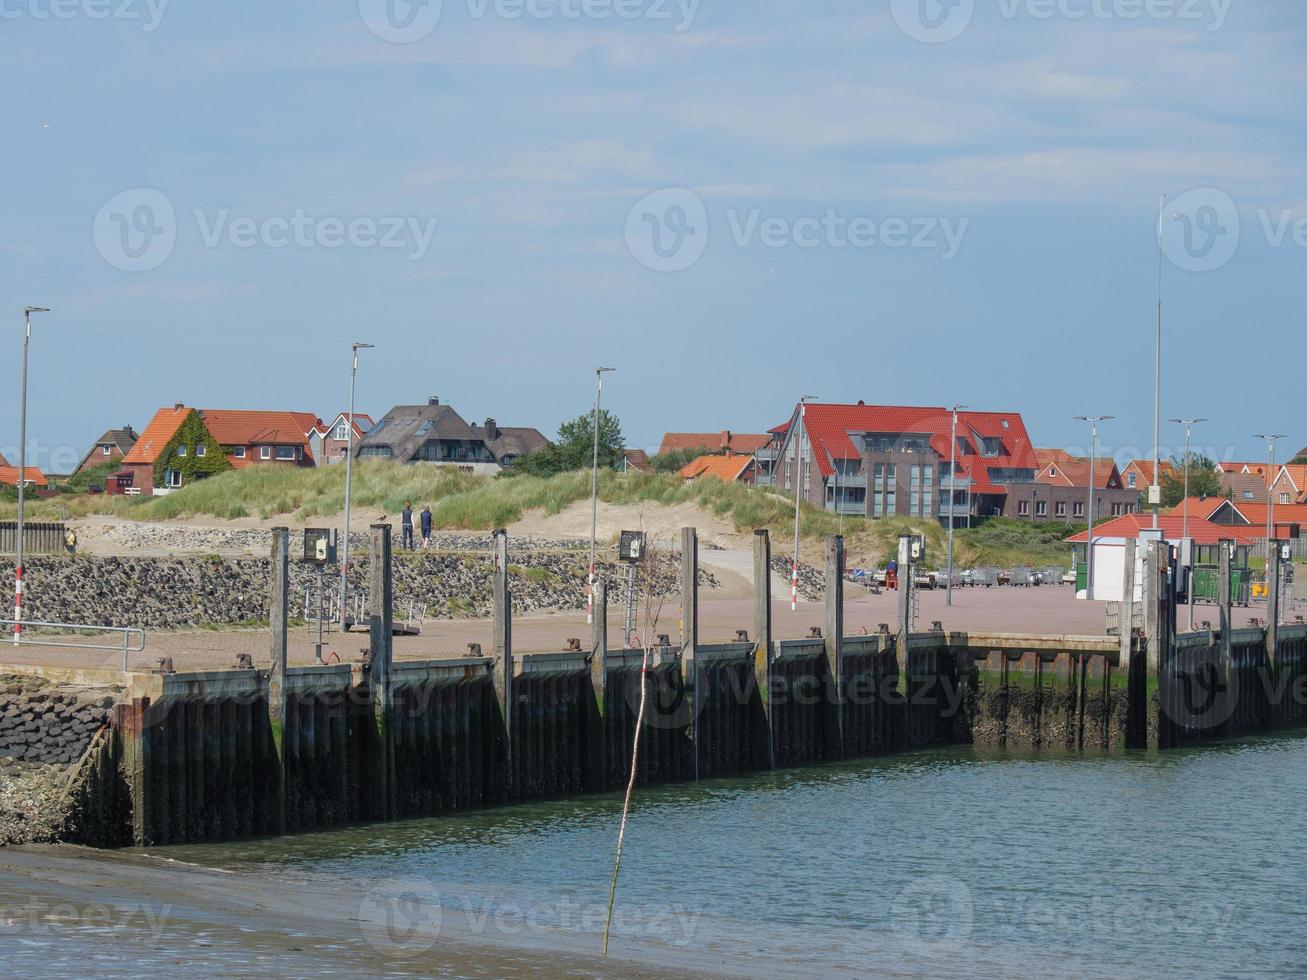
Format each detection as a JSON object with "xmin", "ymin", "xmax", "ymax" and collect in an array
[{"xmin": 2, "ymin": 0, "xmax": 1304, "ymax": 473}]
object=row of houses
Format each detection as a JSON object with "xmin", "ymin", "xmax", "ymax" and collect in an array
[
  {"xmin": 658, "ymin": 402, "xmax": 1305, "ymax": 528},
  {"xmin": 0, "ymin": 397, "xmax": 547, "ymax": 496}
]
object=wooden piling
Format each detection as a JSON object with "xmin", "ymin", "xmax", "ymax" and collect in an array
[
  {"xmin": 824, "ymin": 535, "xmax": 845, "ymax": 759},
  {"xmin": 492, "ymin": 528, "xmax": 513, "ymax": 802},
  {"xmin": 268, "ymin": 526, "xmax": 290, "ymax": 835},
  {"xmin": 681, "ymin": 527, "xmax": 699, "ymax": 781},
  {"xmin": 752, "ymin": 530, "xmax": 774, "ymax": 770},
  {"xmin": 368, "ymin": 523, "xmax": 395, "ymax": 821}
]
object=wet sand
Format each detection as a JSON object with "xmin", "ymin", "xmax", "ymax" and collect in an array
[{"xmin": 0, "ymin": 845, "xmax": 736, "ymax": 978}]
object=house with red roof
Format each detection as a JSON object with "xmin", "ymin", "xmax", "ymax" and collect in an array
[
  {"xmin": 658, "ymin": 430, "xmax": 771, "ymax": 457},
  {"xmin": 118, "ymin": 404, "xmax": 320, "ymax": 496},
  {"xmin": 0, "ymin": 466, "xmax": 48, "ymax": 490},
  {"xmin": 1120, "ymin": 459, "xmax": 1180, "ymax": 494},
  {"xmin": 1033, "ymin": 450, "xmax": 1140, "ymax": 522},
  {"xmin": 767, "ymin": 401, "xmax": 1054, "ymax": 522}
]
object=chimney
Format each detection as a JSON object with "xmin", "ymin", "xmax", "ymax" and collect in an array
[
  {"xmin": 429, "ymin": 396, "xmax": 440, "ymax": 406},
  {"xmin": 174, "ymin": 402, "xmax": 184, "ymax": 410},
  {"xmin": 485, "ymin": 418, "xmax": 498, "ymax": 440},
  {"xmin": 722, "ymin": 429, "xmax": 731, "ymax": 450}
]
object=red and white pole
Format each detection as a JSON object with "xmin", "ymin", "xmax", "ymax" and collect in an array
[
  {"xmin": 13, "ymin": 564, "xmax": 22, "ymax": 645},
  {"xmin": 790, "ymin": 560, "xmax": 798, "ymax": 612}
]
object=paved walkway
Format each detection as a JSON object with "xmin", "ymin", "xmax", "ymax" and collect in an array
[{"xmin": 1, "ymin": 585, "xmax": 1290, "ymax": 676}]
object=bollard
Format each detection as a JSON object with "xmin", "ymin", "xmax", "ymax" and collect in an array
[
  {"xmin": 368, "ymin": 523, "xmax": 395, "ymax": 821},
  {"xmin": 268, "ymin": 526, "xmax": 289, "ymax": 835},
  {"xmin": 824, "ymin": 535, "xmax": 845, "ymax": 759},
  {"xmin": 753, "ymin": 529, "xmax": 774, "ymax": 770}
]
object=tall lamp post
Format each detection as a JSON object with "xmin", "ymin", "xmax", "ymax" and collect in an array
[
  {"xmin": 791, "ymin": 395, "xmax": 817, "ymax": 612},
  {"xmin": 1075, "ymin": 415, "xmax": 1114, "ymax": 601},
  {"xmin": 340, "ymin": 342, "xmax": 374, "ymax": 628},
  {"xmin": 588, "ymin": 367, "xmax": 616, "ymax": 625},
  {"xmin": 14, "ymin": 306, "xmax": 50, "ymax": 646},
  {"xmin": 945, "ymin": 404, "xmax": 969, "ymax": 607},
  {"xmin": 1170, "ymin": 417, "xmax": 1207, "ymax": 630},
  {"xmin": 1254, "ymin": 433, "xmax": 1285, "ymax": 570}
]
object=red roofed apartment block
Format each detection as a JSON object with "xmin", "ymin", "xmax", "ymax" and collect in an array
[{"xmin": 765, "ymin": 401, "xmax": 1120, "ymax": 523}]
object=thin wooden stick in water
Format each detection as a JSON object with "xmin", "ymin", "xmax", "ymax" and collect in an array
[{"xmin": 602, "ymin": 646, "xmax": 651, "ymax": 956}]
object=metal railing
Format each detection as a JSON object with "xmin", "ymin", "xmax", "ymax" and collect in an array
[{"xmin": 1, "ymin": 619, "xmax": 145, "ymax": 671}]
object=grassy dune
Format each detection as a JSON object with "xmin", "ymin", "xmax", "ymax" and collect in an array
[{"xmin": 0, "ymin": 462, "xmax": 1078, "ymax": 568}]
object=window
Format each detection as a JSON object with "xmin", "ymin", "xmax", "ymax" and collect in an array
[
  {"xmin": 416, "ymin": 421, "xmax": 434, "ymax": 437},
  {"xmin": 176, "ymin": 445, "xmax": 188, "ymax": 457},
  {"xmin": 1036, "ymin": 501, "xmax": 1048, "ymax": 517},
  {"xmin": 1127, "ymin": 473, "xmax": 1137, "ymax": 488},
  {"xmin": 1281, "ymin": 493, "xmax": 1291, "ymax": 505},
  {"xmin": 334, "ymin": 423, "xmax": 350, "ymax": 440},
  {"xmin": 232, "ymin": 446, "xmax": 246, "ymax": 459},
  {"xmin": 1018, "ymin": 501, "xmax": 1030, "ymax": 516},
  {"xmin": 1074, "ymin": 502, "xmax": 1085, "ymax": 518},
  {"xmin": 359, "ymin": 446, "xmax": 393, "ymax": 459},
  {"xmin": 1112, "ymin": 503, "xmax": 1125, "ymax": 516},
  {"xmin": 101, "ymin": 445, "xmax": 112, "ymax": 455},
  {"xmin": 275, "ymin": 446, "xmax": 297, "ymax": 460},
  {"xmin": 1049, "ymin": 466, "xmax": 1057, "ymax": 478},
  {"xmin": 980, "ymin": 436, "xmax": 1003, "ymax": 457},
  {"xmin": 1001, "ymin": 419, "xmax": 1010, "ymax": 430},
  {"xmin": 165, "ymin": 469, "xmax": 182, "ymax": 488},
  {"xmin": 196, "ymin": 445, "xmax": 206, "ymax": 458},
  {"xmin": 1055, "ymin": 502, "xmax": 1067, "ymax": 517},
  {"xmin": 260, "ymin": 446, "xmax": 271, "ymax": 460}
]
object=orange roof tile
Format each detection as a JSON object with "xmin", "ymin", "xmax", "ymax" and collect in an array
[
  {"xmin": 0, "ymin": 466, "xmax": 47, "ymax": 487},
  {"xmin": 660, "ymin": 431, "xmax": 770, "ymax": 455},
  {"xmin": 679, "ymin": 454, "xmax": 753, "ymax": 483},
  {"xmin": 121, "ymin": 406, "xmax": 191, "ymax": 465}
]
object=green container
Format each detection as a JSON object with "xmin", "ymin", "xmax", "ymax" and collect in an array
[{"xmin": 1075, "ymin": 562, "xmax": 1088, "ymax": 593}]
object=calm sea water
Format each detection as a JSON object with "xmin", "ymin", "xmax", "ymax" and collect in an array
[{"xmin": 6, "ymin": 736, "xmax": 1307, "ymax": 977}]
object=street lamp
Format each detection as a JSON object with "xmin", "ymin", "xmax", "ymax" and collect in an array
[
  {"xmin": 791, "ymin": 395, "xmax": 818, "ymax": 612},
  {"xmin": 1152, "ymin": 193, "xmax": 1167, "ymax": 530},
  {"xmin": 1170, "ymin": 417, "xmax": 1207, "ymax": 630},
  {"xmin": 945, "ymin": 404, "xmax": 969, "ymax": 607},
  {"xmin": 14, "ymin": 306, "xmax": 50, "ymax": 646},
  {"xmin": 1075, "ymin": 415, "xmax": 1115, "ymax": 601},
  {"xmin": 588, "ymin": 367, "xmax": 616, "ymax": 626},
  {"xmin": 340, "ymin": 342, "xmax": 374, "ymax": 628},
  {"xmin": 1254, "ymin": 433, "xmax": 1285, "ymax": 570}
]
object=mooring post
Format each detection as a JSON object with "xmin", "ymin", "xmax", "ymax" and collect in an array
[
  {"xmin": 1266, "ymin": 539, "xmax": 1282, "ymax": 667},
  {"xmin": 896, "ymin": 535, "xmax": 914, "ymax": 679},
  {"xmin": 123, "ymin": 697, "xmax": 152, "ymax": 846},
  {"xmin": 268, "ymin": 525, "xmax": 289, "ymax": 835},
  {"xmin": 1143, "ymin": 540, "xmax": 1166, "ymax": 674},
  {"xmin": 681, "ymin": 527, "xmax": 700, "ymax": 781},
  {"xmin": 753, "ymin": 529, "xmax": 774, "ymax": 770},
  {"xmin": 1219, "ymin": 538, "xmax": 1234, "ymax": 677},
  {"xmin": 1119, "ymin": 537, "xmax": 1137, "ymax": 670},
  {"xmin": 824, "ymin": 534, "xmax": 845, "ymax": 759},
  {"xmin": 492, "ymin": 528, "xmax": 513, "ymax": 799},
  {"xmin": 368, "ymin": 523, "xmax": 395, "ymax": 821},
  {"xmin": 588, "ymin": 575, "xmax": 609, "ymax": 790}
]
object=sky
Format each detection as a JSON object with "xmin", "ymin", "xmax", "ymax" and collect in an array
[{"xmin": 2, "ymin": 0, "xmax": 1304, "ymax": 474}]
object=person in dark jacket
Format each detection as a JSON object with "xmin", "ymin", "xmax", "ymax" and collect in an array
[
  {"xmin": 401, "ymin": 502, "xmax": 415, "ymax": 550},
  {"xmin": 420, "ymin": 505, "xmax": 433, "ymax": 549}
]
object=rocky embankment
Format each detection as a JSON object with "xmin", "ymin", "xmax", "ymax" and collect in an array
[
  {"xmin": 90, "ymin": 523, "xmax": 595, "ymax": 556},
  {"xmin": 0, "ymin": 552, "xmax": 718, "ymax": 630},
  {"xmin": 769, "ymin": 556, "xmax": 825, "ymax": 601},
  {"xmin": 0, "ymin": 674, "xmax": 120, "ymax": 846}
]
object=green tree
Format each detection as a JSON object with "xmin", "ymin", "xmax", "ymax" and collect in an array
[
  {"xmin": 510, "ymin": 410, "xmax": 625, "ymax": 478},
  {"xmin": 651, "ymin": 447, "xmax": 709, "ymax": 474},
  {"xmin": 1161, "ymin": 453, "xmax": 1222, "ymax": 508}
]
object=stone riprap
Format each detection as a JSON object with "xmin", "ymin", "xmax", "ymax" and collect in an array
[
  {"xmin": 0, "ymin": 554, "xmax": 718, "ymax": 630},
  {"xmin": 769, "ymin": 556, "xmax": 825, "ymax": 601},
  {"xmin": 0, "ymin": 674, "xmax": 120, "ymax": 846},
  {"xmin": 91, "ymin": 523, "xmax": 597, "ymax": 556}
]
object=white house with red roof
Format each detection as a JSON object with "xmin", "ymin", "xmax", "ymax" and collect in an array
[
  {"xmin": 308, "ymin": 412, "xmax": 376, "ymax": 466},
  {"xmin": 766, "ymin": 401, "xmax": 1046, "ymax": 522}
]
